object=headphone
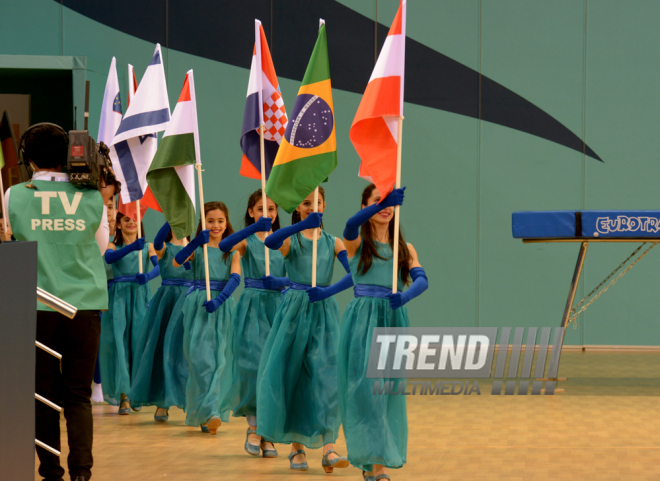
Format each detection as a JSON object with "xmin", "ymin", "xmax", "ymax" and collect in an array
[{"xmin": 18, "ymin": 122, "xmax": 68, "ymax": 167}]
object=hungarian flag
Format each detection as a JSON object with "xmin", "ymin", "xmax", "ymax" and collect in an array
[
  {"xmin": 265, "ymin": 20, "xmax": 336, "ymax": 213},
  {"xmin": 146, "ymin": 71, "xmax": 198, "ymax": 240},
  {"xmin": 0, "ymin": 111, "xmax": 19, "ymax": 169},
  {"xmin": 240, "ymin": 19, "xmax": 288, "ymax": 180},
  {"xmin": 350, "ymin": 0, "xmax": 406, "ymax": 198}
]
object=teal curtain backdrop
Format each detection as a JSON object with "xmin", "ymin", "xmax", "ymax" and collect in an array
[{"xmin": 1, "ymin": 0, "xmax": 659, "ymax": 346}]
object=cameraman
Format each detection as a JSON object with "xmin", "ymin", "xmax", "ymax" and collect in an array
[{"xmin": 3, "ymin": 124, "xmax": 115, "ymax": 481}]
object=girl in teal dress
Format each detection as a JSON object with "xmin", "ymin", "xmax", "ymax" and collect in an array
[
  {"xmin": 219, "ymin": 190, "xmax": 288, "ymax": 457},
  {"xmin": 338, "ymin": 184, "xmax": 428, "ymax": 481},
  {"xmin": 173, "ymin": 201, "xmax": 241, "ymax": 435},
  {"xmin": 93, "ymin": 198, "xmax": 117, "ymax": 404},
  {"xmin": 258, "ymin": 187, "xmax": 354, "ymax": 473},
  {"xmin": 100, "ymin": 212, "xmax": 160, "ymax": 414},
  {"xmin": 130, "ymin": 222, "xmax": 194, "ymax": 421}
]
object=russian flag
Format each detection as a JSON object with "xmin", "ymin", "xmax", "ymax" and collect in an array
[
  {"xmin": 350, "ymin": 0, "xmax": 406, "ymax": 198},
  {"xmin": 240, "ymin": 20, "xmax": 287, "ymax": 180},
  {"xmin": 111, "ymin": 44, "xmax": 170, "ymax": 207}
]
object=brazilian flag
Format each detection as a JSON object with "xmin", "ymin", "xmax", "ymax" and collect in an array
[{"xmin": 265, "ymin": 21, "xmax": 337, "ymax": 213}]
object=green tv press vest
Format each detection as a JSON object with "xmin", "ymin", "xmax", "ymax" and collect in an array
[{"xmin": 9, "ymin": 180, "xmax": 108, "ymax": 311}]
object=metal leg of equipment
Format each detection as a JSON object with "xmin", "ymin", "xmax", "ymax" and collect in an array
[{"xmin": 538, "ymin": 242, "xmax": 589, "ymax": 391}]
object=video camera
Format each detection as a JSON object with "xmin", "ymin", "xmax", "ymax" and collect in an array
[{"xmin": 67, "ymin": 130, "xmax": 121, "ymax": 194}]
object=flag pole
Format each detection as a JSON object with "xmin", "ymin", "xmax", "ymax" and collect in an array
[
  {"xmin": 136, "ymin": 199, "xmax": 143, "ymax": 274},
  {"xmin": 259, "ymin": 125, "xmax": 270, "ymax": 276},
  {"xmin": 196, "ymin": 163, "xmax": 211, "ymax": 301},
  {"xmin": 111, "ymin": 194, "xmax": 116, "ymax": 240},
  {"xmin": 312, "ymin": 186, "xmax": 319, "ymax": 288},
  {"xmin": 0, "ymin": 169, "xmax": 8, "ymax": 237},
  {"xmin": 392, "ymin": 116, "xmax": 403, "ymax": 293},
  {"xmin": 127, "ymin": 63, "xmax": 140, "ymax": 272}
]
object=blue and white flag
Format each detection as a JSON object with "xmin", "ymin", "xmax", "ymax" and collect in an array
[
  {"xmin": 98, "ymin": 57, "xmax": 123, "ymax": 146},
  {"xmin": 111, "ymin": 44, "xmax": 171, "ymax": 204}
]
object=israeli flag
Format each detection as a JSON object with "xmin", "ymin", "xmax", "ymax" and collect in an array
[{"xmin": 111, "ymin": 44, "xmax": 171, "ymax": 203}]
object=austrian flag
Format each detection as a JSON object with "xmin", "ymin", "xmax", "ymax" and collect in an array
[{"xmin": 350, "ymin": 0, "xmax": 406, "ymax": 198}]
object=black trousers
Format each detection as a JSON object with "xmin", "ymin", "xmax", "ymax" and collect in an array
[{"xmin": 35, "ymin": 310, "xmax": 101, "ymax": 481}]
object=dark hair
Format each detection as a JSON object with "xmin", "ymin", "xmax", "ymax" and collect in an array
[
  {"xmin": 357, "ymin": 184, "xmax": 411, "ymax": 286},
  {"xmin": 196, "ymin": 201, "xmax": 234, "ymax": 263},
  {"xmin": 291, "ymin": 186, "xmax": 325, "ymax": 249},
  {"xmin": 244, "ymin": 189, "xmax": 280, "ymax": 231},
  {"xmin": 23, "ymin": 124, "xmax": 68, "ymax": 170},
  {"xmin": 114, "ymin": 212, "xmax": 146, "ymax": 247},
  {"xmin": 164, "ymin": 229, "xmax": 190, "ymax": 244}
]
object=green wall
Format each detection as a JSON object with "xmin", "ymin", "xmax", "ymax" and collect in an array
[{"xmin": 2, "ymin": 0, "xmax": 660, "ymax": 345}]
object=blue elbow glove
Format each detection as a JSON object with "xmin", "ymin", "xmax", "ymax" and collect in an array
[
  {"xmin": 174, "ymin": 230, "xmax": 210, "ymax": 265},
  {"xmin": 337, "ymin": 250, "xmax": 350, "ymax": 273},
  {"xmin": 154, "ymin": 222, "xmax": 171, "ymax": 251},
  {"xmin": 387, "ymin": 267, "xmax": 428, "ymax": 310},
  {"xmin": 307, "ymin": 250, "xmax": 352, "ymax": 302},
  {"xmin": 307, "ymin": 273, "xmax": 354, "ymax": 303},
  {"xmin": 343, "ymin": 188, "xmax": 405, "ymax": 241},
  {"xmin": 264, "ymin": 212, "xmax": 323, "ymax": 249},
  {"xmin": 203, "ymin": 273, "xmax": 241, "ymax": 313},
  {"xmin": 219, "ymin": 217, "xmax": 272, "ymax": 252},
  {"xmin": 260, "ymin": 275, "xmax": 290, "ymax": 289},
  {"xmin": 137, "ymin": 256, "xmax": 160, "ymax": 285},
  {"xmin": 183, "ymin": 261, "xmax": 192, "ymax": 271},
  {"xmin": 104, "ymin": 237, "xmax": 145, "ymax": 264}
]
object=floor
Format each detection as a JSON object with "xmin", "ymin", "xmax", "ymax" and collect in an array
[{"xmin": 36, "ymin": 351, "xmax": 660, "ymax": 480}]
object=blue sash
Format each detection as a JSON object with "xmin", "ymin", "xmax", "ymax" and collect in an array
[
  {"xmin": 288, "ymin": 281, "xmax": 312, "ymax": 291},
  {"xmin": 354, "ymin": 284, "xmax": 398, "ymax": 298},
  {"xmin": 244, "ymin": 278, "xmax": 285, "ymax": 292},
  {"xmin": 146, "ymin": 278, "xmax": 194, "ymax": 308},
  {"xmin": 162, "ymin": 278, "xmax": 194, "ymax": 287},
  {"xmin": 186, "ymin": 279, "xmax": 228, "ymax": 296},
  {"xmin": 108, "ymin": 275, "xmax": 138, "ymax": 289},
  {"xmin": 284, "ymin": 280, "xmax": 331, "ymax": 294}
]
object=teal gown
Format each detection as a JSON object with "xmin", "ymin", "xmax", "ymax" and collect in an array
[
  {"xmin": 338, "ymin": 241, "xmax": 409, "ymax": 472},
  {"xmin": 232, "ymin": 234, "xmax": 286, "ymax": 419},
  {"xmin": 182, "ymin": 246, "xmax": 238, "ymax": 426},
  {"xmin": 99, "ymin": 244, "xmax": 153, "ymax": 405},
  {"xmin": 256, "ymin": 231, "xmax": 341, "ymax": 448},
  {"xmin": 130, "ymin": 243, "xmax": 194, "ymax": 409}
]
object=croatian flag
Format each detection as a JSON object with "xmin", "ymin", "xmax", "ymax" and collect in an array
[
  {"xmin": 349, "ymin": 0, "xmax": 406, "ymax": 198},
  {"xmin": 111, "ymin": 44, "xmax": 170, "ymax": 205},
  {"xmin": 239, "ymin": 19, "xmax": 287, "ymax": 180}
]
